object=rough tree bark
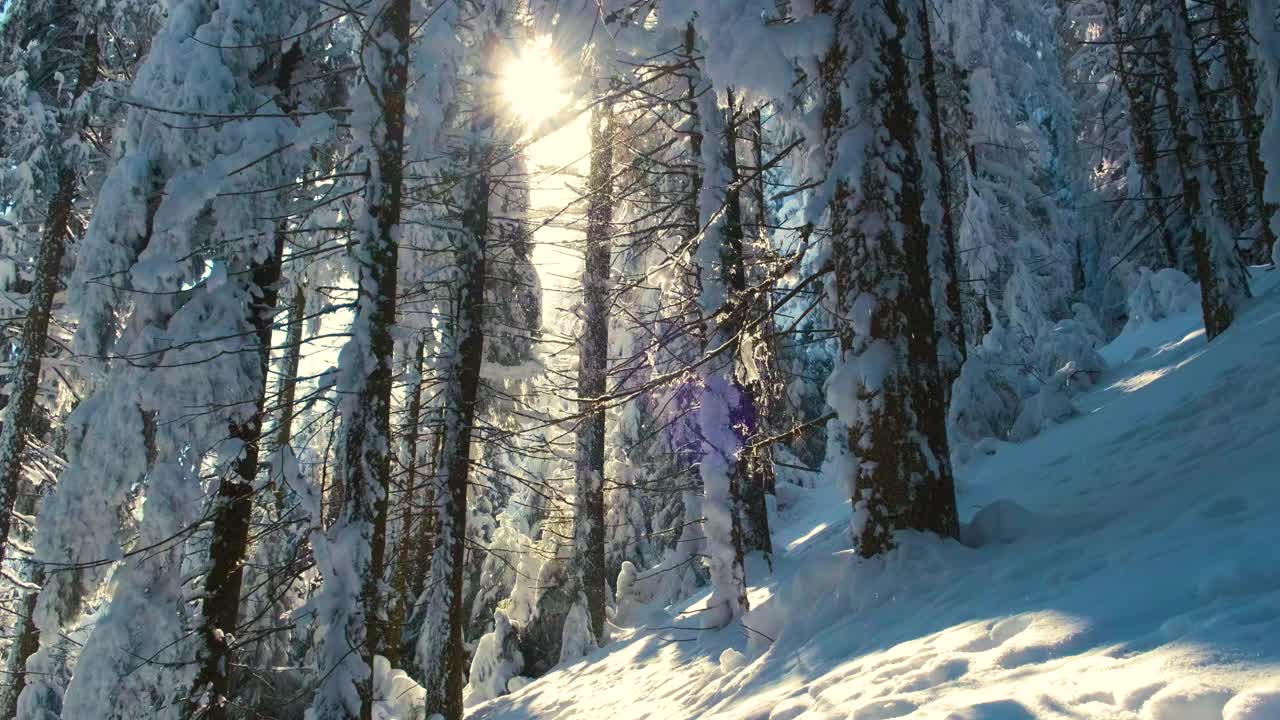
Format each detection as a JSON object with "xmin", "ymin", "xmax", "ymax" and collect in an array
[
  {"xmin": 918, "ymin": 1, "xmax": 966, "ymax": 388},
  {"xmin": 1221, "ymin": 0, "xmax": 1278, "ymax": 259},
  {"xmin": 388, "ymin": 337, "xmax": 426, "ymax": 668},
  {"xmin": 575, "ymin": 98, "xmax": 614, "ymax": 642},
  {"xmin": 1105, "ymin": 0, "xmax": 1183, "ymax": 270},
  {"xmin": 695, "ymin": 85, "xmax": 752, "ymax": 625},
  {"xmin": 272, "ymin": 283, "xmax": 306, "ymax": 505},
  {"xmin": 186, "ymin": 39, "xmax": 307, "ymax": 719},
  {"xmin": 0, "ymin": 28, "xmax": 98, "ymax": 577},
  {"xmin": 311, "ymin": 0, "xmax": 407, "ymax": 716},
  {"xmin": 1159, "ymin": 3, "xmax": 1251, "ymax": 340},
  {"xmin": 719, "ymin": 93, "xmax": 772, "ymax": 567},
  {"xmin": 818, "ymin": 0, "xmax": 960, "ymax": 558},
  {"xmin": 187, "ymin": 223, "xmax": 286, "ymax": 719},
  {"xmin": 417, "ymin": 30, "xmax": 496, "ymax": 720}
]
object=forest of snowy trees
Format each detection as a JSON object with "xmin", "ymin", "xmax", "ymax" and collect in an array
[{"xmin": 0, "ymin": 0, "xmax": 1275, "ymax": 718}]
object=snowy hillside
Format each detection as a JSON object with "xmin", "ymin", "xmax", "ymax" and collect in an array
[{"xmin": 468, "ymin": 271, "xmax": 1280, "ymax": 720}]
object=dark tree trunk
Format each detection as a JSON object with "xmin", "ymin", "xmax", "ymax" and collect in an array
[
  {"xmin": 274, "ymin": 285, "xmax": 306, "ymax": 453},
  {"xmin": 1107, "ymin": 0, "xmax": 1183, "ymax": 271},
  {"xmin": 745, "ymin": 109, "xmax": 784, "ymax": 506},
  {"xmin": 1216, "ymin": 0, "xmax": 1277, "ymax": 259},
  {"xmin": 0, "ymin": 32, "xmax": 99, "ymax": 720},
  {"xmin": 189, "ymin": 225, "xmax": 285, "ymax": 720},
  {"xmin": 818, "ymin": 0, "xmax": 959, "ymax": 559},
  {"xmin": 1159, "ymin": 6, "xmax": 1251, "ymax": 340},
  {"xmin": 399, "ymin": 398, "xmax": 440, "ymax": 667},
  {"xmin": 718, "ymin": 94, "xmax": 771, "ymax": 566},
  {"xmin": 918, "ymin": 1, "xmax": 966, "ymax": 388},
  {"xmin": 313, "ymin": 0, "xmax": 407, "ymax": 716},
  {"xmin": 271, "ymin": 284, "xmax": 306, "ymax": 510},
  {"xmin": 418, "ymin": 34, "xmax": 495, "ymax": 720},
  {"xmin": 575, "ymin": 99, "xmax": 614, "ymax": 642},
  {"xmin": 0, "ymin": 488, "xmax": 49, "ymax": 720},
  {"xmin": 388, "ymin": 338, "xmax": 426, "ymax": 668},
  {"xmin": 188, "ymin": 37, "xmax": 309, "ymax": 718}
]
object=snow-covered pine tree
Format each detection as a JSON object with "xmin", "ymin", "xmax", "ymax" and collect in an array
[
  {"xmin": 309, "ymin": 0, "xmax": 410, "ymax": 715},
  {"xmin": 184, "ymin": 28, "xmax": 314, "ymax": 719},
  {"xmin": 1104, "ymin": 0, "xmax": 1187, "ymax": 273},
  {"xmin": 0, "ymin": 0, "xmax": 98, "ymax": 575},
  {"xmin": 0, "ymin": 3, "xmax": 101, "ymax": 713},
  {"xmin": 816, "ymin": 0, "xmax": 960, "ymax": 557},
  {"xmin": 574, "ymin": 95, "xmax": 614, "ymax": 644},
  {"xmin": 1157, "ymin": 0, "xmax": 1252, "ymax": 339},
  {"xmin": 14, "ymin": 0, "xmax": 325, "ymax": 715},
  {"xmin": 918, "ymin": 0, "xmax": 966, "ymax": 391},
  {"xmin": 417, "ymin": 10, "xmax": 502, "ymax": 719},
  {"xmin": 1249, "ymin": 0, "xmax": 1280, "ymax": 261},
  {"xmin": 387, "ymin": 336, "xmax": 428, "ymax": 670},
  {"xmin": 1207, "ymin": 0, "xmax": 1276, "ymax": 261},
  {"xmin": 694, "ymin": 84, "xmax": 753, "ymax": 626}
]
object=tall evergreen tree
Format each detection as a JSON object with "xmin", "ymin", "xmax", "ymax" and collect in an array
[
  {"xmin": 310, "ymin": 0, "xmax": 409, "ymax": 716},
  {"xmin": 574, "ymin": 97, "xmax": 614, "ymax": 643},
  {"xmin": 416, "ymin": 13, "xmax": 501, "ymax": 719},
  {"xmin": 817, "ymin": 0, "xmax": 960, "ymax": 557}
]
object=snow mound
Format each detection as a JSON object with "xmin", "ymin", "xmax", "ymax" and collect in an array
[
  {"xmin": 961, "ymin": 499, "xmax": 1039, "ymax": 547},
  {"xmin": 1223, "ymin": 682, "xmax": 1280, "ymax": 720},
  {"xmin": 1140, "ymin": 681, "xmax": 1233, "ymax": 720},
  {"xmin": 1123, "ymin": 267, "xmax": 1200, "ymax": 335},
  {"xmin": 944, "ymin": 701, "xmax": 1036, "ymax": 719},
  {"xmin": 371, "ymin": 655, "xmax": 426, "ymax": 720}
]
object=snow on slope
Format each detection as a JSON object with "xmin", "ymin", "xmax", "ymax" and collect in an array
[{"xmin": 467, "ymin": 271, "xmax": 1280, "ymax": 720}]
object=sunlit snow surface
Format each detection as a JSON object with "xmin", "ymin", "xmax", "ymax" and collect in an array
[{"xmin": 443, "ymin": 268, "xmax": 1280, "ymax": 720}]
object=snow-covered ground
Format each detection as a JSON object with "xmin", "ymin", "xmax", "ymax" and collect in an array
[{"xmin": 467, "ymin": 269, "xmax": 1280, "ymax": 720}]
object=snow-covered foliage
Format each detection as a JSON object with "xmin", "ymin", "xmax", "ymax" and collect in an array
[
  {"xmin": 465, "ymin": 610, "xmax": 523, "ymax": 706},
  {"xmin": 0, "ymin": 0, "xmax": 1275, "ymax": 719},
  {"xmin": 950, "ymin": 305, "xmax": 1106, "ymax": 461}
]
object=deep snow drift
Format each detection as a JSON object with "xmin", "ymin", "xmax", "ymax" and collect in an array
[{"xmin": 460, "ymin": 270, "xmax": 1280, "ymax": 720}]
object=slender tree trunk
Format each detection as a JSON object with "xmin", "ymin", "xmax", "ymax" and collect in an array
[
  {"xmin": 274, "ymin": 285, "xmax": 306, "ymax": 453},
  {"xmin": 188, "ymin": 225, "xmax": 285, "ymax": 720},
  {"xmin": 1217, "ymin": 0, "xmax": 1277, "ymax": 259},
  {"xmin": 575, "ymin": 99, "xmax": 614, "ymax": 642},
  {"xmin": 675, "ymin": 21, "xmax": 708, "ymax": 559},
  {"xmin": 918, "ymin": 1, "xmax": 966, "ymax": 387},
  {"xmin": 683, "ymin": 23, "xmax": 704, "ymax": 237},
  {"xmin": 417, "ymin": 33, "xmax": 496, "ymax": 720},
  {"xmin": 0, "ymin": 491, "xmax": 48, "ymax": 720},
  {"xmin": 312, "ymin": 0, "xmax": 407, "ymax": 716},
  {"xmin": 718, "ymin": 95, "xmax": 771, "ymax": 566},
  {"xmin": 238, "ymin": 281, "xmax": 306, "ymax": 719},
  {"xmin": 1250, "ymin": 0, "xmax": 1280, "ymax": 257},
  {"xmin": 746, "ymin": 108, "xmax": 783, "ymax": 504},
  {"xmin": 388, "ymin": 338, "xmax": 426, "ymax": 668},
  {"xmin": 1106, "ymin": 0, "xmax": 1182, "ymax": 270},
  {"xmin": 400, "ymin": 398, "xmax": 439, "ymax": 669},
  {"xmin": 188, "ymin": 36, "xmax": 308, "ymax": 716},
  {"xmin": 1159, "ymin": 6, "xmax": 1251, "ymax": 340},
  {"xmin": 695, "ymin": 86, "xmax": 751, "ymax": 626},
  {"xmin": 271, "ymin": 284, "xmax": 306, "ymax": 509}
]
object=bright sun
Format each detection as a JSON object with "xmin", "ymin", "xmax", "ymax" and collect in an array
[
  {"xmin": 500, "ymin": 36, "xmax": 571, "ymax": 130},
  {"xmin": 498, "ymin": 37, "xmax": 591, "ymax": 324}
]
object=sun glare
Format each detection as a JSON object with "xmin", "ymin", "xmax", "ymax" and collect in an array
[{"xmin": 500, "ymin": 36, "xmax": 570, "ymax": 131}]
